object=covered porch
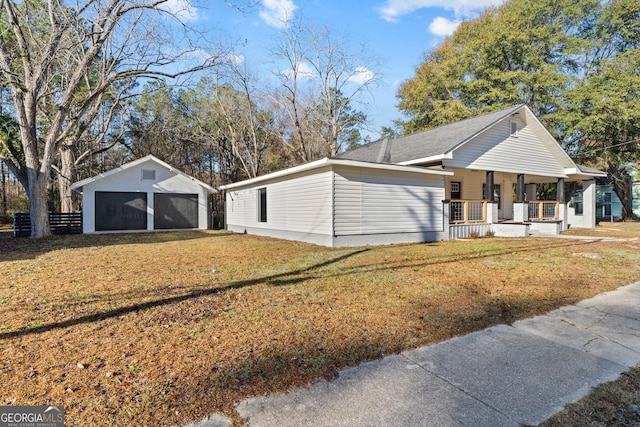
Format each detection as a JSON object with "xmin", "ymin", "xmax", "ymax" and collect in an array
[{"xmin": 441, "ymin": 168, "xmax": 600, "ymax": 239}]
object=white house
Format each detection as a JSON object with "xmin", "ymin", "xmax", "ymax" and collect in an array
[
  {"xmin": 71, "ymin": 155, "xmax": 216, "ymax": 233},
  {"xmin": 220, "ymin": 158, "xmax": 452, "ymax": 247},
  {"xmin": 221, "ymin": 104, "xmax": 606, "ymax": 247}
]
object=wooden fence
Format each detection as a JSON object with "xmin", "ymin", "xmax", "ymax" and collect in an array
[{"xmin": 14, "ymin": 212, "xmax": 83, "ymax": 237}]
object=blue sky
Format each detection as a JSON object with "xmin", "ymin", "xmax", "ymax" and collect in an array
[{"xmin": 166, "ymin": 0, "xmax": 505, "ymax": 139}]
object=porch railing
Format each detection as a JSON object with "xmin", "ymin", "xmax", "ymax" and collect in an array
[
  {"xmin": 528, "ymin": 201, "xmax": 559, "ymax": 221},
  {"xmin": 450, "ymin": 200, "xmax": 487, "ymax": 224}
]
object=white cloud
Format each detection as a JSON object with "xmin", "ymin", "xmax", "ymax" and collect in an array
[
  {"xmin": 349, "ymin": 66, "xmax": 375, "ymax": 85},
  {"xmin": 377, "ymin": 0, "xmax": 504, "ymax": 23},
  {"xmin": 283, "ymin": 61, "xmax": 316, "ymax": 80},
  {"xmin": 260, "ymin": 0, "xmax": 297, "ymax": 29},
  {"xmin": 428, "ymin": 16, "xmax": 461, "ymax": 37},
  {"xmin": 161, "ymin": 0, "xmax": 199, "ymax": 23},
  {"xmin": 225, "ymin": 53, "xmax": 245, "ymax": 65}
]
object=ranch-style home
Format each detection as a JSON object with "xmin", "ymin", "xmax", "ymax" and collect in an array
[
  {"xmin": 71, "ymin": 155, "xmax": 216, "ymax": 233},
  {"xmin": 220, "ymin": 104, "xmax": 606, "ymax": 247}
]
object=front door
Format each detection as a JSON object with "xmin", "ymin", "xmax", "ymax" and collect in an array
[{"xmin": 451, "ymin": 181, "xmax": 461, "ymax": 199}]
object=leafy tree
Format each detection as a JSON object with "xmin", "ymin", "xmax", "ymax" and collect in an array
[
  {"xmin": 559, "ymin": 0, "xmax": 640, "ymax": 218},
  {"xmin": 398, "ymin": 0, "xmax": 600, "ymax": 133},
  {"xmin": 397, "ymin": 0, "xmax": 640, "ymax": 218}
]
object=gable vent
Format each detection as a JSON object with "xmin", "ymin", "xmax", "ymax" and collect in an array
[{"xmin": 142, "ymin": 169, "xmax": 156, "ymax": 180}]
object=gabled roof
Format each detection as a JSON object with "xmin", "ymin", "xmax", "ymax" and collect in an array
[
  {"xmin": 338, "ymin": 104, "xmax": 526, "ymax": 164},
  {"xmin": 70, "ymin": 155, "xmax": 217, "ymax": 193},
  {"xmin": 338, "ymin": 104, "xmax": 606, "ymax": 179}
]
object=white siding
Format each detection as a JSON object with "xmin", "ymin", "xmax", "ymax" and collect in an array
[
  {"xmin": 334, "ymin": 167, "xmax": 445, "ymax": 236},
  {"xmin": 447, "ymin": 116, "xmax": 566, "ymax": 177},
  {"xmin": 226, "ymin": 169, "xmax": 333, "ymax": 236}
]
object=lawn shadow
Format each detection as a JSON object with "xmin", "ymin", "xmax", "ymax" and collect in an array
[
  {"xmin": 0, "ymin": 237, "xmax": 605, "ymax": 341},
  {"xmin": 0, "ymin": 229, "xmax": 231, "ymax": 261},
  {"xmin": 0, "ymin": 248, "xmax": 371, "ymax": 340},
  {"xmin": 265, "ymin": 238, "xmax": 601, "ymax": 286}
]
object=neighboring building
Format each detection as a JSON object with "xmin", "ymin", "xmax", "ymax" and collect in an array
[
  {"xmin": 71, "ymin": 155, "xmax": 216, "ymax": 233},
  {"xmin": 595, "ymin": 185, "xmax": 624, "ymax": 222},
  {"xmin": 221, "ymin": 104, "xmax": 606, "ymax": 247}
]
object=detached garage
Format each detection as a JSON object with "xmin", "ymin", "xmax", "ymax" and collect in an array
[{"xmin": 71, "ymin": 155, "xmax": 216, "ymax": 233}]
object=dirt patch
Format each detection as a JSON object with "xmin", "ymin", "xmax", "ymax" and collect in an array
[{"xmin": 1, "ymin": 231, "xmax": 640, "ymax": 426}]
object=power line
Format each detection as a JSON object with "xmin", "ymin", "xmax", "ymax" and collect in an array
[{"xmin": 578, "ymin": 138, "xmax": 640, "ymax": 155}]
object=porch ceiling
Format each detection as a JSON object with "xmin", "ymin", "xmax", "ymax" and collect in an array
[{"xmin": 443, "ymin": 168, "xmax": 569, "ymax": 184}]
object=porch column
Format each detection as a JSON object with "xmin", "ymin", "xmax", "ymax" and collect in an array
[
  {"xmin": 516, "ymin": 174, "xmax": 525, "ymax": 203},
  {"xmin": 582, "ymin": 180, "xmax": 597, "ymax": 229},
  {"xmin": 485, "ymin": 171, "xmax": 497, "ymax": 224},
  {"xmin": 486, "ymin": 171, "xmax": 495, "ymax": 202},
  {"xmin": 442, "ymin": 200, "xmax": 451, "ymax": 240},
  {"xmin": 557, "ymin": 178, "xmax": 565, "ymax": 203},
  {"xmin": 513, "ymin": 174, "xmax": 528, "ymax": 222},
  {"xmin": 557, "ymin": 178, "xmax": 567, "ymax": 230}
]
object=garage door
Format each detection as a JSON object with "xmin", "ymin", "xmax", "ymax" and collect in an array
[
  {"xmin": 95, "ymin": 192, "xmax": 147, "ymax": 231},
  {"xmin": 154, "ymin": 193, "xmax": 199, "ymax": 229}
]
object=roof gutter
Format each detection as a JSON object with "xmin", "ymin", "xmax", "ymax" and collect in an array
[
  {"xmin": 398, "ymin": 153, "xmax": 452, "ymax": 166},
  {"xmin": 219, "ymin": 157, "xmax": 453, "ymax": 190}
]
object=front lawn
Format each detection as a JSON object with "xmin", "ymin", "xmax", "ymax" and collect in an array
[
  {"xmin": 562, "ymin": 220, "xmax": 640, "ymax": 239},
  {"xmin": 1, "ymin": 231, "xmax": 640, "ymax": 426}
]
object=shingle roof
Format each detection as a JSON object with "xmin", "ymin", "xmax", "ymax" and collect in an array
[{"xmin": 338, "ymin": 104, "xmax": 526, "ymax": 164}]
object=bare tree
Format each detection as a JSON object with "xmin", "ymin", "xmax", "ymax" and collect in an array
[
  {"xmin": 270, "ymin": 18, "xmax": 379, "ymax": 162},
  {"xmin": 53, "ymin": 81, "xmax": 132, "ymax": 213},
  {"xmin": 0, "ymin": 0, "xmax": 221, "ymax": 238},
  {"xmin": 211, "ymin": 62, "xmax": 277, "ymax": 180}
]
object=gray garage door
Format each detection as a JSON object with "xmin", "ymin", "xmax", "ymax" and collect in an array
[
  {"xmin": 95, "ymin": 191, "xmax": 147, "ymax": 231},
  {"xmin": 154, "ymin": 193, "xmax": 199, "ymax": 229}
]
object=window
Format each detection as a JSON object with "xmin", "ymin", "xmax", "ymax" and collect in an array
[
  {"xmin": 258, "ymin": 188, "xmax": 267, "ymax": 222},
  {"xmin": 510, "ymin": 121, "xmax": 519, "ymax": 138},
  {"xmin": 450, "ymin": 182, "xmax": 461, "ymax": 199},
  {"xmin": 141, "ymin": 169, "xmax": 156, "ymax": 180},
  {"xmin": 572, "ymin": 192, "xmax": 583, "ymax": 215},
  {"xmin": 602, "ymin": 192, "xmax": 612, "ymax": 216}
]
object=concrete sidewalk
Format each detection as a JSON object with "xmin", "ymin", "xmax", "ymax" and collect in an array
[{"xmin": 191, "ymin": 282, "xmax": 640, "ymax": 427}]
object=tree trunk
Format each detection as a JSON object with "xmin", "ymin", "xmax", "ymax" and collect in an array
[
  {"xmin": 1, "ymin": 162, "xmax": 7, "ymax": 217},
  {"xmin": 58, "ymin": 143, "xmax": 78, "ymax": 213},
  {"xmin": 27, "ymin": 168, "xmax": 50, "ymax": 239}
]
